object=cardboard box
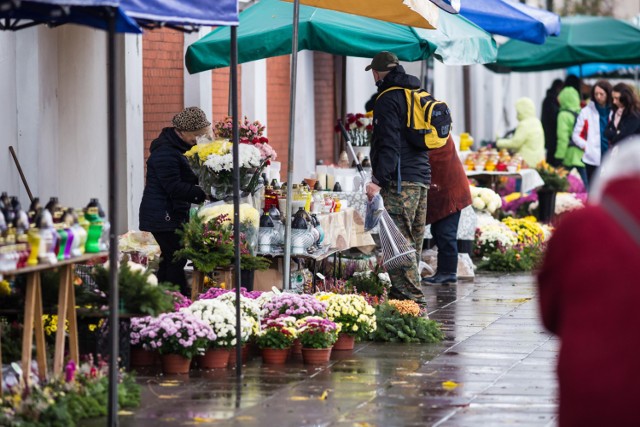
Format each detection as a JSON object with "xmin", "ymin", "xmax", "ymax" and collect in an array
[{"xmin": 254, "ymin": 259, "xmax": 284, "ymax": 291}]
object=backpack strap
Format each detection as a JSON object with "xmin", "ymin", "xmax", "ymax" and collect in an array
[
  {"xmin": 376, "ymin": 86, "xmax": 404, "ymax": 101},
  {"xmin": 601, "ymin": 194, "xmax": 640, "ymax": 249}
]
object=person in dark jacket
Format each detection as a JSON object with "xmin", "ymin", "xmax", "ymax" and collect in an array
[
  {"xmin": 139, "ymin": 107, "xmax": 209, "ymax": 294},
  {"xmin": 603, "ymin": 82, "xmax": 640, "ymax": 147},
  {"xmin": 541, "ymin": 79, "xmax": 563, "ymax": 166},
  {"xmin": 365, "ymin": 51, "xmax": 430, "ymax": 309},
  {"xmin": 424, "ymin": 135, "xmax": 472, "ymax": 285}
]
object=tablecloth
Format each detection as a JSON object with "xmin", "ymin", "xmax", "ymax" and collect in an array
[{"xmin": 466, "ymin": 169, "xmax": 544, "ymax": 194}]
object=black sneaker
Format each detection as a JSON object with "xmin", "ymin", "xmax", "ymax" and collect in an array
[{"xmin": 423, "ymin": 272, "xmax": 457, "ymax": 285}]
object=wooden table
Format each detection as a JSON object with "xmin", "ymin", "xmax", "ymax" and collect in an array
[{"xmin": 2, "ymin": 252, "xmax": 107, "ymax": 386}]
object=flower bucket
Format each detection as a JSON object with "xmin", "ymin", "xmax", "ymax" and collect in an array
[
  {"xmin": 333, "ymin": 333, "xmax": 355, "ymax": 351},
  {"xmin": 301, "ymin": 347, "xmax": 332, "ymax": 365},
  {"xmin": 161, "ymin": 354, "xmax": 191, "ymax": 375},
  {"xmin": 130, "ymin": 346, "xmax": 157, "ymax": 368},
  {"xmin": 262, "ymin": 348, "xmax": 289, "ymax": 364},
  {"xmin": 537, "ymin": 190, "xmax": 557, "ymax": 223},
  {"xmin": 196, "ymin": 348, "xmax": 231, "ymax": 369}
]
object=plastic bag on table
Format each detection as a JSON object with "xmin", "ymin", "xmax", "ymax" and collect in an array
[{"xmin": 365, "ymin": 193, "xmax": 384, "ymax": 231}]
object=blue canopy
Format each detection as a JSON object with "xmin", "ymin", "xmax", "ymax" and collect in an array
[
  {"xmin": 460, "ymin": 0, "xmax": 559, "ymax": 44},
  {"xmin": 567, "ymin": 63, "xmax": 640, "ymax": 79},
  {"xmin": 0, "ymin": 0, "xmax": 141, "ymax": 33},
  {"xmin": 120, "ymin": 0, "xmax": 238, "ymax": 27}
]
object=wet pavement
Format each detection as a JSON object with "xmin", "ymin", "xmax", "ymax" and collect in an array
[{"xmin": 91, "ymin": 272, "xmax": 559, "ymax": 427}]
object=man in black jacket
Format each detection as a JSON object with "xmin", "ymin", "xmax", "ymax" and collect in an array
[
  {"xmin": 541, "ymin": 79, "xmax": 563, "ymax": 167},
  {"xmin": 365, "ymin": 51, "xmax": 429, "ymax": 309},
  {"xmin": 139, "ymin": 107, "xmax": 209, "ymax": 294}
]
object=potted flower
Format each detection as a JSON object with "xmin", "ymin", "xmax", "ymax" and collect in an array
[
  {"xmin": 215, "ymin": 292, "xmax": 263, "ymax": 364},
  {"xmin": 535, "ymin": 161, "xmax": 570, "ymax": 223},
  {"xmin": 255, "ymin": 316, "xmax": 298, "ymax": 364},
  {"xmin": 182, "ymin": 298, "xmax": 252, "ymax": 369},
  {"xmin": 262, "ymin": 293, "xmax": 327, "ymax": 321},
  {"xmin": 138, "ymin": 311, "xmax": 215, "ymax": 374},
  {"xmin": 129, "ymin": 316, "xmax": 157, "ymax": 368},
  {"xmin": 315, "ymin": 293, "xmax": 377, "ymax": 351},
  {"xmin": 296, "ymin": 316, "xmax": 341, "ymax": 364}
]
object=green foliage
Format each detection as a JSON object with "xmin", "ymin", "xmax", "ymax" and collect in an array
[
  {"xmin": 346, "ymin": 268, "xmax": 390, "ymax": 297},
  {"xmin": 369, "ymin": 303, "xmax": 444, "ymax": 344},
  {"xmin": 0, "ymin": 319, "xmax": 23, "ymax": 362},
  {"xmin": 175, "ymin": 214, "xmax": 234, "ymax": 273},
  {"xmin": 79, "ymin": 260, "xmax": 176, "ymax": 316},
  {"xmin": 240, "ymin": 253, "xmax": 271, "ymax": 271},
  {"xmin": 477, "ymin": 245, "xmax": 545, "ymax": 272},
  {"xmin": 255, "ymin": 327, "xmax": 296, "ymax": 350},
  {"xmin": 536, "ymin": 161, "xmax": 569, "ymax": 192}
]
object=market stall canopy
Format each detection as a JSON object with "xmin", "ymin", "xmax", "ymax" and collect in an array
[
  {"xmin": 0, "ymin": 0, "xmax": 141, "ymax": 32},
  {"xmin": 488, "ymin": 16, "xmax": 640, "ymax": 73},
  {"xmin": 459, "ymin": 0, "xmax": 559, "ymax": 44},
  {"xmin": 281, "ymin": 0, "xmax": 439, "ymax": 29},
  {"xmin": 566, "ymin": 63, "xmax": 640, "ymax": 79},
  {"xmin": 119, "ymin": 0, "xmax": 238, "ymax": 29},
  {"xmin": 186, "ymin": 0, "xmax": 496, "ymax": 74}
]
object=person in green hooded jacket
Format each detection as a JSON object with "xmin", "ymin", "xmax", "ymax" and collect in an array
[
  {"xmin": 555, "ymin": 86, "xmax": 587, "ymax": 185},
  {"xmin": 497, "ymin": 97, "xmax": 545, "ymax": 167}
]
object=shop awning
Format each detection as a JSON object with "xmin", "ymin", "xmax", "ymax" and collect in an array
[
  {"xmin": 460, "ymin": 0, "xmax": 559, "ymax": 44},
  {"xmin": 488, "ymin": 16, "xmax": 640, "ymax": 72},
  {"xmin": 119, "ymin": 0, "xmax": 238, "ymax": 28},
  {"xmin": 186, "ymin": 0, "xmax": 496, "ymax": 74}
]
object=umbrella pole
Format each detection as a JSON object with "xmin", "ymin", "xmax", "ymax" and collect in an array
[
  {"xmin": 106, "ymin": 7, "xmax": 120, "ymax": 427},
  {"xmin": 283, "ymin": 0, "xmax": 300, "ymax": 290},
  {"xmin": 230, "ymin": 25, "xmax": 243, "ymax": 378}
]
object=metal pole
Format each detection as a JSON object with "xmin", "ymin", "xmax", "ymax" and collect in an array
[
  {"xmin": 283, "ymin": 0, "xmax": 300, "ymax": 290},
  {"xmin": 106, "ymin": 7, "xmax": 120, "ymax": 427},
  {"xmin": 230, "ymin": 25, "xmax": 242, "ymax": 377}
]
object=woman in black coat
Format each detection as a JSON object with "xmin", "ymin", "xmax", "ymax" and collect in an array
[
  {"xmin": 139, "ymin": 107, "xmax": 210, "ymax": 294},
  {"xmin": 604, "ymin": 83, "xmax": 640, "ymax": 147}
]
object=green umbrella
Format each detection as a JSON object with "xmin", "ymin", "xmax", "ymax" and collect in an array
[
  {"xmin": 489, "ymin": 15, "xmax": 640, "ymax": 72},
  {"xmin": 186, "ymin": 0, "xmax": 496, "ymax": 74}
]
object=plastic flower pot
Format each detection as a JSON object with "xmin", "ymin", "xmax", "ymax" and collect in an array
[
  {"xmin": 161, "ymin": 354, "xmax": 191, "ymax": 375},
  {"xmin": 261, "ymin": 348, "xmax": 290, "ymax": 364},
  {"xmin": 130, "ymin": 346, "xmax": 158, "ymax": 368},
  {"xmin": 196, "ymin": 348, "xmax": 231, "ymax": 369},
  {"xmin": 333, "ymin": 333, "xmax": 356, "ymax": 351},
  {"xmin": 301, "ymin": 347, "xmax": 332, "ymax": 365}
]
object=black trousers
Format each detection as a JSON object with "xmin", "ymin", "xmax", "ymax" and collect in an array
[
  {"xmin": 585, "ymin": 163, "xmax": 598, "ymax": 192},
  {"xmin": 431, "ymin": 211, "xmax": 461, "ymax": 275},
  {"xmin": 152, "ymin": 230, "xmax": 188, "ymax": 295}
]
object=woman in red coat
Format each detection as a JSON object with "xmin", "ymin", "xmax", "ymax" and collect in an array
[
  {"xmin": 423, "ymin": 135, "xmax": 472, "ymax": 284},
  {"xmin": 538, "ymin": 137, "xmax": 640, "ymax": 427}
]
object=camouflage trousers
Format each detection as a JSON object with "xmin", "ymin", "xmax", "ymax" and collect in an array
[{"xmin": 381, "ymin": 182, "xmax": 428, "ymax": 307}]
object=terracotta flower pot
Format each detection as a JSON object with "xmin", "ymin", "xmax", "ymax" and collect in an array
[
  {"xmin": 262, "ymin": 347, "xmax": 289, "ymax": 364},
  {"xmin": 291, "ymin": 339, "xmax": 302, "ymax": 355},
  {"xmin": 161, "ymin": 354, "xmax": 191, "ymax": 375},
  {"xmin": 333, "ymin": 333, "xmax": 356, "ymax": 351},
  {"xmin": 196, "ymin": 348, "xmax": 231, "ymax": 369},
  {"xmin": 301, "ymin": 347, "xmax": 332, "ymax": 365},
  {"xmin": 228, "ymin": 344, "xmax": 249, "ymax": 367},
  {"xmin": 130, "ymin": 346, "xmax": 157, "ymax": 368}
]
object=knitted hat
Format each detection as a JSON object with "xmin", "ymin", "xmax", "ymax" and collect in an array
[{"xmin": 172, "ymin": 107, "xmax": 211, "ymax": 132}]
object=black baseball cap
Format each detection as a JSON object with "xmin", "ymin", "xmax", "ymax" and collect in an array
[{"xmin": 365, "ymin": 51, "xmax": 399, "ymax": 72}]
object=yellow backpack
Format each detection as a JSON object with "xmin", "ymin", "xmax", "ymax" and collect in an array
[{"xmin": 377, "ymin": 86, "xmax": 452, "ymax": 150}]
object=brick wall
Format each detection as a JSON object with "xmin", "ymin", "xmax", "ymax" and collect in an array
[
  {"xmin": 266, "ymin": 55, "xmax": 292, "ymax": 178},
  {"xmin": 142, "ymin": 28, "xmax": 185, "ymax": 159},
  {"xmin": 313, "ymin": 52, "xmax": 336, "ymax": 165},
  {"xmin": 211, "ymin": 66, "xmax": 242, "ymax": 126}
]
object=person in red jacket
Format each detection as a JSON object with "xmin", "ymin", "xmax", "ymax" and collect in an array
[
  {"xmin": 537, "ymin": 136, "xmax": 640, "ymax": 427},
  {"xmin": 423, "ymin": 135, "xmax": 472, "ymax": 284}
]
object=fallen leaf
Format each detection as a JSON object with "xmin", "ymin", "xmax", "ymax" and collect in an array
[
  {"xmin": 118, "ymin": 410, "xmax": 134, "ymax": 416},
  {"xmin": 193, "ymin": 417, "xmax": 216, "ymax": 423},
  {"xmin": 319, "ymin": 390, "xmax": 330, "ymax": 400},
  {"xmin": 234, "ymin": 416, "xmax": 256, "ymax": 421},
  {"xmin": 354, "ymin": 423, "xmax": 375, "ymax": 427},
  {"xmin": 290, "ymin": 396, "xmax": 310, "ymax": 401},
  {"xmin": 158, "ymin": 394, "xmax": 179, "ymax": 399},
  {"xmin": 442, "ymin": 380, "xmax": 459, "ymax": 390}
]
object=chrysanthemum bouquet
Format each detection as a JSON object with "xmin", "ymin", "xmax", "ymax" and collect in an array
[
  {"xmin": 535, "ymin": 160, "xmax": 569, "ymax": 192},
  {"xmin": 296, "ymin": 316, "xmax": 341, "ymax": 349},
  {"xmin": 184, "ymin": 139, "xmax": 266, "ymax": 200},
  {"xmin": 315, "ymin": 293, "xmax": 376, "ymax": 338},
  {"xmin": 182, "ymin": 298, "xmax": 253, "ymax": 348},
  {"xmin": 262, "ymin": 293, "xmax": 327, "ymax": 320},
  {"xmin": 255, "ymin": 316, "xmax": 298, "ymax": 349},
  {"xmin": 470, "ymin": 186, "xmax": 502, "ymax": 214},
  {"xmin": 501, "ymin": 217, "xmax": 545, "ymax": 247},
  {"xmin": 215, "ymin": 292, "xmax": 262, "ymax": 337},
  {"xmin": 474, "ymin": 220, "xmax": 519, "ymax": 257},
  {"xmin": 214, "ymin": 116, "xmax": 278, "ymax": 163},
  {"xmin": 138, "ymin": 311, "xmax": 215, "ymax": 358},
  {"xmin": 129, "ymin": 316, "xmax": 153, "ymax": 347}
]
